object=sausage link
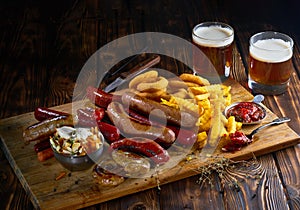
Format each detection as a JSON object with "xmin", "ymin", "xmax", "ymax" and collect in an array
[
  {"xmin": 110, "ymin": 137, "xmax": 170, "ymax": 164},
  {"xmin": 86, "ymin": 86, "xmax": 121, "ymax": 108},
  {"xmin": 34, "ymin": 140, "xmax": 51, "ymax": 153},
  {"xmin": 97, "ymin": 121, "xmax": 120, "ymax": 143},
  {"xmin": 121, "ymin": 92, "xmax": 197, "ymax": 127},
  {"xmin": 23, "ymin": 115, "xmax": 74, "ymax": 143},
  {"xmin": 128, "ymin": 109, "xmax": 160, "ymax": 126},
  {"xmin": 129, "ymin": 109, "xmax": 197, "ymax": 146},
  {"xmin": 107, "ymin": 102, "xmax": 175, "ymax": 147},
  {"xmin": 37, "ymin": 148, "xmax": 54, "ymax": 162},
  {"xmin": 77, "ymin": 107, "xmax": 105, "ymax": 127},
  {"xmin": 34, "ymin": 107, "xmax": 69, "ymax": 121},
  {"xmin": 167, "ymin": 125, "xmax": 197, "ymax": 146}
]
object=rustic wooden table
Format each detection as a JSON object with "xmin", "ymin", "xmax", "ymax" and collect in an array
[{"xmin": 0, "ymin": 0, "xmax": 299, "ymax": 209}]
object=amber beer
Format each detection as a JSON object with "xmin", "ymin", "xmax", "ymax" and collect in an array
[
  {"xmin": 192, "ymin": 22, "xmax": 234, "ymax": 83},
  {"xmin": 248, "ymin": 31, "xmax": 294, "ymax": 95}
]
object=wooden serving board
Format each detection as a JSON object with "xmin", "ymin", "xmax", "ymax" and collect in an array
[{"xmin": 0, "ymin": 80, "xmax": 299, "ymax": 210}]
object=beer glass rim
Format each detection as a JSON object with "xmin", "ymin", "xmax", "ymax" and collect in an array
[
  {"xmin": 250, "ymin": 31, "xmax": 294, "ymax": 52},
  {"xmin": 192, "ymin": 21, "xmax": 234, "ymax": 42}
]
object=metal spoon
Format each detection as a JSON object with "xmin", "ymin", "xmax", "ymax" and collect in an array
[
  {"xmin": 246, "ymin": 117, "xmax": 291, "ymax": 139},
  {"xmin": 252, "ymin": 94, "xmax": 264, "ymax": 103},
  {"xmin": 224, "ymin": 94, "xmax": 266, "ymax": 125}
]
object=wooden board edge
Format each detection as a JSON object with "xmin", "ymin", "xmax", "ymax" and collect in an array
[
  {"xmin": 0, "ymin": 136, "xmax": 41, "ymax": 210},
  {"xmin": 1, "ymin": 80, "xmax": 300, "ymax": 209},
  {"xmin": 38, "ymin": 133, "xmax": 300, "ymax": 210}
]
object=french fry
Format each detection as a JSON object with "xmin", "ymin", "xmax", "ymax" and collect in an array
[
  {"xmin": 207, "ymin": 99, "xmax": 223, "ymax": 147},
  {"xmin": 194, "ymin": 93, "xmax": 210, "ymax": 101},
  {"xmin": 221, "ymin": 114, "xmax": 228, "ymax": 125},
  {"xmin": 226, "ymin": 116, "xmax": 237, "ymax": 134},
  {"xmin": 197, "ymin": 131, "xmax": 208, "ymax": 141},
  {"xmin": 224, "ymin": 94, "xmax": 232, "ymax": 106},
  {"xmin": 161, "ymin": 96, "xmax": 198, "ymax": 113},
  {"xmin": 196, "ymin": 131, "xmax": 208, "ymax": 149},
  {"xmin": 197, "ymin": 110, "xmax": 212, "ymax": 132},
  {"xmin": 161, "ymin": 98, "xmax": 179, "ymax": 109},
  {"xmin": 173, "ymin": 96, "xmax": 198, "ymax": 113},
  {"xmin": 236, "ymin": 121, "xmax": 243, "ymax": 131},
  {"xmin": 190, "ymin": 84, "xmax": 231, "ymax": 98},
  {"xmin": 220, "ymin": 126, "xmax": 228, "ymax": 137},
  {"xmin": 198, "ymin": 98, "xmax": 211, "ymax": 110},
  {"xmin": 189, "ymin": 86, "xmax": 208, "ymax": 95},
  {"xmin": 126, "ymin": 71, "xmax": 237, "ymax": 151},
  {"xmin": 222, "ymin": 85, "xmax": 231, "ymax": 96},
  {"xmin": 198, "ymin": 103, "xmax": 205, "ymax": 116}
]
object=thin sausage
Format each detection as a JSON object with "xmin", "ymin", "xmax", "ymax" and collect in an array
[
  {"xmin": 107, "ymin": 102, "xmax": 175, "ymax": 147},
  {"xmin": 23, "ymin": 115, "xmax": 74, "ymax": 143},
  {"xmin": 86, "ymin": 86, "xmax": 121, "ymax": 108},
  {"xmin": 34, "ymin": 140, "xmax": 51, "ymax": 153},
  {"xmin": 34, "ymin": 107, "xmax": 69, "ymax": 121},
  {"xmin": 37, "ymin": 148, "xmax": 54, "ymax": 162},
  {"xmin": 121, "ymin": 92, "xmax": 197, "ymax": 127},
  {"xmin": 110, "ymin": 137, "xmax": 170, "ymax": 165}
]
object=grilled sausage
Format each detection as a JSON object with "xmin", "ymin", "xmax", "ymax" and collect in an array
[
  {"xmin": 110, "ymin": 137, "xmax": 170, "ymax": 165},
  {"xmin": 121, "ymin": 92, "xmax": 197, "ymax": 127},
  {"xmin": 37, "ymin": 148, "xmax": 54, "ymax": 162},
  {"xmin": 34, "ymin": 107, "xmax": 69, "ymax": 121},
  {"xmin": 23, "ymin": 115, "xmax": 74, "ymax": 143},
  {"xmin": 107, "ymin": 102, "xmax": 175, "ymax": 147},
  {"xmin": 86, "ymin": 86, "xmax": 121, "ymax": 108},
  {"xmin": 97, "ymin": 121, "xmax": 120, "ymax": 143},
  {"xmin": 129, "ymin": 109, "xmax": 198, "ymax": 146}
]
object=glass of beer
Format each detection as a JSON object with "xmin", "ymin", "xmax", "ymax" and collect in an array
[
  {"xmin": 248, "ymin": 31, "xmax": 294, "ymax": 95},
  {"xmin": 192, "ymin": 22, "xmax": 234, "ymax": 83}
]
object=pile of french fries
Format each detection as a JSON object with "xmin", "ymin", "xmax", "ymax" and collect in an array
[{"xmin": 126, "ymin": 71, "xmax": 242, "ymax": 150}]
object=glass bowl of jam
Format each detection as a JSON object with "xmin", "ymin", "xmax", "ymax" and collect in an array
[{"xmin": 224, "ymin": 101, "xmax": 267, "ymax": 125}]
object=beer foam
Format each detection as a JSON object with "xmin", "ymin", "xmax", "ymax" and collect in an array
[
  {"xmin": 250, "ymin": 39, "xmax": 293, "ymax": 63},
  {"xmin": 192, "ymin": 25, "xmax": 234, "ymax": 47}
]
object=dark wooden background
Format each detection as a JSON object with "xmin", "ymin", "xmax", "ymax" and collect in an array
[{"xmin": 1, "ymin": 0, "xmax": 299, "ymax": 209}]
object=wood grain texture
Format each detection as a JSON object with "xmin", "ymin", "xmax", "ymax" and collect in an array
[
  {"xmin": 0, "ymin": 80, "xmax": 299, "ymax": 209},
  {"xmin": 223, "ymin": 155, "xmax": 291, "ymax": 210}
]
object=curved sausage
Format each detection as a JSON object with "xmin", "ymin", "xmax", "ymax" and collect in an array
[
  {"xmin": 37, "ymin": 148, "xmax": 54, "ymax": 162},
  {"xmin": 110, "ymin": 137, "xmax": 170, "ymax": 165},
  {"xmin": 34, "ymin": 140, "xmax": 51, "ymax": 153},
  {"xmin": 97, "ymin": 121, "xmax": 120, "ymax": 143},
  {"xmin": 93, "ymin": 165, "xmax": 125, "ymax": 188},
  {"xmin": 121, "ymin": 92, "xmax": 197, "ymax": 127},
  {"xmin": 107, "ymin": 102, "xmax": 175, "ymax": 147},
  {"xmin": 34, "ymin": 107, "xmax": 69, "ymax": 121},
  {"xmin": 86, "ymin": 86, "xmax": 121, "ymax": 108},
  {"xmin": 129, "ymin": 109, "xmax": 198, "ymax": 146},
  {"xmin": 23, "ymin": 115, "xmax": 74, "ymax": 143},
  {"xmin": 76, "ymin": 107, "xmax": 106, "ymax": 127}
]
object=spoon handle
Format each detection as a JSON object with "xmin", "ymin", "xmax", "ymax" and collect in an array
[
  {"xmin": 248, "ymin": 117, "xmax": 291, "ymax": 138},
  {"xmin": 252, "ymin": 94, "xmax": 265, "ymax": 104}
]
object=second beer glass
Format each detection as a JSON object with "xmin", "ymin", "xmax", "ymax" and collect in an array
[
  {"xmin": 192, "ymin": 22, "xmax": 234, "ymax": 83},
  {"xmin": 248, "ymin": 31, "xmax": 294, "ymax": 95}
]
